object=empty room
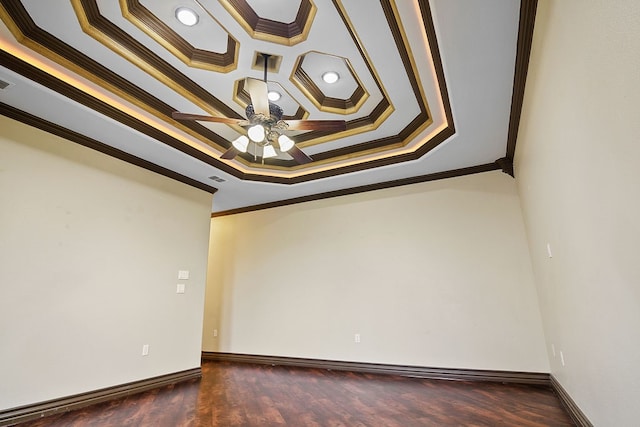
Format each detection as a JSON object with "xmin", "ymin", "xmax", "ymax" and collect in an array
[{"xmin": 1, "ymin": 0, "xmax": 638, "ymax": 426}]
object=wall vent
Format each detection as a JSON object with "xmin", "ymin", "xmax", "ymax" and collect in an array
[{"xmin": 208, "ymin": 175, "xmax": 226, "ymax": 183}]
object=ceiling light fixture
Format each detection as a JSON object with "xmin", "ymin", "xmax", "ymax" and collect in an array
[
  {"xmin": 231, "ymin": 135, "xmax": 249, "ymax": 153},
  {"xmin": 267, "ymin": 91, "xmax": 281, "ymax": 102},
  {"xmin": 262, "ymin": 145, "xmax": 278, "ymax": 159},
  {"xmin": 322, "ymin": 71, "xmax": 340, "ymax": 84},
  {"xmin": 174, "ymin": 53, "xmax": 345, "ymax": 164},
  {"xmin": 247, "ymin": 124, "xmax": 266, "ymax": 143},
  {"xmin": 278, "ymin": 135, "xmax": 295, "ymax": 152},
  {"xmin": 175, "ymin": 7, "xmax": 199, "ymax": 26}
]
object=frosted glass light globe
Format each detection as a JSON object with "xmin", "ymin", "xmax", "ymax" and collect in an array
[
  {"xmin": 231, "ymin": 135, "xmax": 249, "ymax": 152},
  {"xmin": 278, "ymin": 135, "xmax": 294, "ymax": 152},
  {"xmin": 263, "ymin": 145, "xmax": 277, "ymax": 158},
  {"xmin": 247, "ymin": 125, "xmax": 265, "ymax": 142}
]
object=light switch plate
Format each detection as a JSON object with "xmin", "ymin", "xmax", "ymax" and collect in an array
[
  {"xmin": 176, "ymin": 283, "xmax": 185, "ymax": 294},
  {"xmin": 178, "ymin": 270, "xmax": 190, "ymax": 280}
]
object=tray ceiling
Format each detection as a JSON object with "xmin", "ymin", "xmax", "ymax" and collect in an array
[{"xmin": 0, "ymin": 0, "xmax": 536, "ymax": 213}]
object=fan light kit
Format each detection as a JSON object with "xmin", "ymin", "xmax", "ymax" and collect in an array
[
  {"xmin": 247, "ymin": 124, "xmax": 266, "ymax": 142},
  {"xmin": 322, "ymin": 71, "xmax": 340, "ymax": 84},
  {"xmin": 175, "ymin": 7, "xmax": 199, "ymax": 26},
  {"xmin": 278, "ymin": 135, "xmax": 295, "ymax": 152},
  {"xmin": 231, "ymin": 135, "xmax": 249, "ymax": 152},
  {"xmin": 172, "ymin": 54, "xmax": 346, "ymax": 164}
]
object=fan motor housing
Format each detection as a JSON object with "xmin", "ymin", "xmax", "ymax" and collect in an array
[{"xmin": 245, "ymin": 102, "xmax": 283, "ymax": 122}]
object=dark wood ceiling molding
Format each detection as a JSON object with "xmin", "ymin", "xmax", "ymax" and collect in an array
[
  {"xmin": 1, "ymin": 0, "xmax": 459, "ymax": 183},
  {"xmin": 219, "ymin": 0, "xmax": 316, "ymax": 46},
  {"xmin": 211, "ymin": 162, "xmax": 500, "ymax": 217},
  {"xmin": 0, "ymin": 102, "xmax": 218, "ymax": 194},
  {"xmin": 284, "ymin": 0, "xmax": 446, "ymax": 155},
  {"xmin": 309, "ymin": 134, "xmax": 402, "ymax": 163},
  {"xmin": 332, "ymin": 85, "xmax": 366, "ymax": 110},
  {"xmin": 292, "ymin": 97, "xmax": 392, "ymax": 147},
  {"xmin": 306, "ymin": 102, "xmax": 454, "ymax": 164},
  {"xmin": 121, "ymin": 0, "xmax": 239, "ymax": 72},
  {"xmin": 331, "ymin": 0, "xmax": 386, "ymax": 101},
  {"xmin": 231, "ymin": 0, "xmax": 431, "ymax": 167},
  {"xmin": 380, "ymin": 0, "xmax": 428, "ymax": 120},
  {"xmin": 291, "ymin": 54, "xmax": 368, "ymax": 114},
  {"xmin": 0, "ymin": 48, "xmax": 312, "ymax": 186},
  {"xmin": 249, "ymin": 98, "xmax": 394, "ymax": 167},
  {"xmin": 4, "ymin": 0, "xmax": 404, "ymax": 167},
  {"xmin": 0, "ymin": 41, "xmax": 450, "ymax": 187},
  {"xmin": 290, "ymin": 0, "xmax": 443, "ymax": 161},
  {"xmin": 495, "ymin": 157, "xmax": 515, "ymax": 177},
  {"xmin": 505, "ymin": 0, "xmax": 539, "ymax": 174},
  {"xmin": 0, "ymin": 0, "xmax": 164, "ymax": 115},
  {"xmin": 282, "ymin": 124, "xmax": 454, "ymax": 183},
  {"xmin": 235, "ymin": 110, "xmax": 455, "ymax": 181},
  {"xmin": 218, "ymin": 0, "xmax": 404, "ymax": 158},
  {"xmin": 71, "ymin": 0, "xmax": 240, "ymax": 119},
  {"xmin": 285, "ymin": 106, "xmax": 307, "ymax": 122},
  {"xmin": 0, "ymin": 50, "xmax": 243, "ymax": 177},
  {"xmin": 0, "ymin": 0, "xmax": 241, "ymax": 154},
  {"xmin": 282, "ymin": 0, "xmax": 447, "ymax": 160},
  {"xmin": 416, "ymin": 0, "xmax": 454, "ymax": 129}
]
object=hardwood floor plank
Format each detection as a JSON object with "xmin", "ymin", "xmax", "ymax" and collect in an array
[{"xmin": 15, "ymin": 360, "xmax": 575, "ymax": 426}]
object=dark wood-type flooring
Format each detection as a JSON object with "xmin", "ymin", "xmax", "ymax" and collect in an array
[{"xmin": 17, "ymin": 360, "xmax": 574, "ymax": 426}]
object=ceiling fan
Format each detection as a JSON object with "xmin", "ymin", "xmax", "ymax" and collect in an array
[{"xmin": 172, "ymin": 54, "xmax": 347, "ymax": 164}]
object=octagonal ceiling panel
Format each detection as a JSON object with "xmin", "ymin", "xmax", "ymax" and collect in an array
[
  {"xmin": 291, "ymin": 51, "xmax": 368, "ymax": 115},
  {"xmin": 124, "ymin": 0, "xmax": 239, "ymax": 72},
  {"xmin": 220, "ymin": 0, "xmax": 316, "ymax": 46}
]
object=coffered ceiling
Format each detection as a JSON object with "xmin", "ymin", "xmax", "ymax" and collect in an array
[{"xmin": 0, "ymin": 0, "xmax": 536, "ymax": 214}]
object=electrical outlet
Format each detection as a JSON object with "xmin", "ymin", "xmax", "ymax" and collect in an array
[
  {"xmin": 354, "ymin": 333, "xmax": 361, "ymax": 343},
  {"xmin": 176, "ymin": 283, "xmax": 185, "ymax": 294},
  {"xmin": 213, "ymin": 329, "xmax": 218, "ymax": 337},
  {"xmin": 178, "ymin": 270, "xmax": 190, "ymax": 280},
  {"xmin": 142, "ymin": 344, "xmax": 149, "ymax": 356}
]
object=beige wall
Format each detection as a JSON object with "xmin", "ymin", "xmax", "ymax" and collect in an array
[
  {"xmin": 0, "ymin": 116, "xmax": 213, "ymax": 410},
  {"xmin": 204, "ymin": 171, "xmax": 549, "ymax": 372},
  {"xmin": 515, "ymin": 0, "xmax": 640, "ymax": 424}
]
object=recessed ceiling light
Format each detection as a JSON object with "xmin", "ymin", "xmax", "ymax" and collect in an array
[
  {"xmin": 322, "ymin": 71, "xmax": 340, "ymax": 84},
  {"xmin": 268, "ymin": 91, "xmax": 281, "ymax": 101},
  {"xmin": 175, "ymin": 7, "xmax": 199, "ymax": 26}
]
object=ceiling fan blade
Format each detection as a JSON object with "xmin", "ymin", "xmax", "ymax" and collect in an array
[
  {"xmin": 220, "ymin": 146, "xmax": 239, "ymax": 160},
  {"xmin": 288, "ymin": 145, "xmax": 313, "ymax": 164},
  {"xmin": 245, "ymin": 77, "xmax": 270, "ymax": 117},
  {"xmin": 285, "ymin": 120, "xmax": 347, "ymax": 131},
  {"xmin": 172, "ymin": 112, "xmax": 241, "ymax": 125}
]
